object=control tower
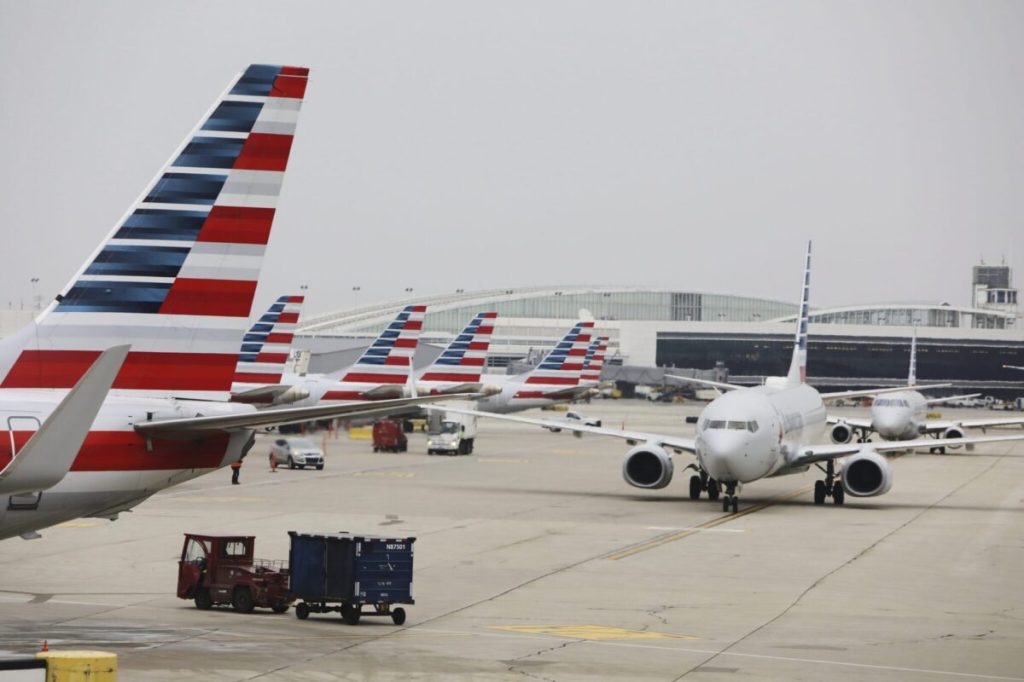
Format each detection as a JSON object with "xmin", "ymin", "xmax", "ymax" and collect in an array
[{"xmin": 972, "ymin": 263, "xmax": 1018, "ymax": 323}]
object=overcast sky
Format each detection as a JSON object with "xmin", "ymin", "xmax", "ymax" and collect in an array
[{"xmin": 1, "ymin": 1, "xmax": 1021, "ymax": 319}]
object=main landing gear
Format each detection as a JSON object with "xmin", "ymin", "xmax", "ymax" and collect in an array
[
  {"xmin": 813, "ymin": 459, "xmax": 845, "ymax": 505},
  {"xmin": 687, "ymin": 467, "xmax": 720, "ymax": 501}
]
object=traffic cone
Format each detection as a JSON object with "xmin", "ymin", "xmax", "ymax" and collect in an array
[{"xmin": 40, "ymin": 640, "xmax": 48, "ymax": 652}]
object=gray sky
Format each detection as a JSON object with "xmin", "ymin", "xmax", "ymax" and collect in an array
[{"xmin": 2, "ymin": 1, "xmax": 1022, "ymax": 319}]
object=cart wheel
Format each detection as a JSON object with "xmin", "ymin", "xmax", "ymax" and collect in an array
[
  {"xmin": 391, "ymin": 607, "xmax": 406, "ymax": 625},
  {"xmin": 232, "ymin": 586, "xmax": 255, "ymax": 614},
  {"xmin": 341, "ymin": 603, "xmax": 361, "ymax": 625},
  {"xmin": 194, "ymin": 588, "xmax": 213, "ymax": 610},
  {"xmin": 295, "ymin": 602, "xmax": 310, "ymax": 620},
  {"xmin": 272, "ymin": 602, "xmax": 290, "ymax": 614}
]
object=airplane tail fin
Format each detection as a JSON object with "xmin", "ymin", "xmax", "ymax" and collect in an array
[
  {"xmin": 335, "ymin": 306, "xmax": 427, "ymax": 385},
  {"xmin": 522, "ymin": 322, "xmax": 594, "ymax": 389},
  {"xmin": 908, "ymin": 327, "xmax": 918, "ymax": 387},
  {"xmin": 232, "ymin": 294, "xmax": 305, "ymax": 387},
  {"xmin": 420, "ymin": 312, "xmax": 497, "ymax": 383},
  {"xmin": 785, "ymin": 241, "xmax": 812, "ymax": 388},
  {"xmin": 581, "ymin": 335, "xmax": 608, "ymax": 383},
  {"xmin": 0, "ymin": 65, "xmax": 309, "ymax": 400}
]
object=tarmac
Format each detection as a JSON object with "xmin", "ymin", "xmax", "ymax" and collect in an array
[{"xmin": 1, "ymin": 400, "xmax": 1022, "ymax": 681}]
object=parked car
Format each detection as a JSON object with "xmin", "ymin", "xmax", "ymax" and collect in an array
[{"xmin": 271, "ymin": 437, "xmax": 325, "ymax": 470}]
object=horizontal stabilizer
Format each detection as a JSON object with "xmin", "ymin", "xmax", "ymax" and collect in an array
[{"xmin": 0, "ymin": 345, "xmax": 130, "ymax": 496}]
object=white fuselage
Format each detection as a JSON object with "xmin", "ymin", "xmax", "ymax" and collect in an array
[
  {"xmin": 474, "ymin": 374, "xmax": 575, "ymax": 414},
  {"xmin": 0, "ymin": 390, "xmax": 256, "ymax": 541},
  {"xmin": 694, "ymin": 382, "xmax": 827, "ymax": 484},
  {"xmin": 869, "ymin": 390, "xmax": 927, "ymax": 441}
]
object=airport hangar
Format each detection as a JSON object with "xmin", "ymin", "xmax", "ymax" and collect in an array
[{"xmin": 293, "ymin": 270, "xmax": 1024, "ymax": 399}]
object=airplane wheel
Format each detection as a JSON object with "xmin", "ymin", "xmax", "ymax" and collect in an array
[
  {"xmin": 688, "ymin": 475, "xmax": 701, "ymax": 500},
  {"xmin": 722, "ymin": 496, "xmax": 730, "ymax": 513},
  {"xmin": 707, "ymin": 480, "xmax": 720, "ymax": 501},
  {"xmin": 832, "ymin": 485, "xmax": 845, "ymax": 505},
  {"xmin": 813, "ymin": 480, "xmax": 826, "ymax": 505},
  {"xmin": 731, "ymin": 497, "xmax": 739, "ymax": 513}
]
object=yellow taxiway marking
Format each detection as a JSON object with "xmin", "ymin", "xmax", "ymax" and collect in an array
[
  {"xmin": 491, "ymin": 625, "xmax": 700, "ymax": 641},
  {"xmin": 55, "ymin": 521, "xmax": 101, "ymax": 529},
  {"xmin": 165, "ymin": 496, "xmax": 268, "ymax": 503},
  {"xmin": 477, "ymin": 458, "xmax": 529, "ymax": 464},
  {"xmin": 352, "ymin": 471, "xmax": 415, "ymax": 478},
  {"xmin": 606, "ymin": 486, "xmax": 812, "ymax": 561}
]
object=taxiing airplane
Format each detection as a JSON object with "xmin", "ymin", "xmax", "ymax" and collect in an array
[
  {"xmin": 475, "ymin": 322, "xmax": 595, "ymax": 413},
  {"xmin": 438, "ymin": 243, "xmax": 1024, "ymax": 512},
  {"xmin": 0, "ymin": 65, "xmax": 465, "ymax": 542},
  {"xmin": 828, "ymin": 332, "xmax": 1024, "ymax": 451}
]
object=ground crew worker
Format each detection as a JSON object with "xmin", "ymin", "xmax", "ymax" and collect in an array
[{"xmin": 230, "ymin": 457, "xmax": 243, "ymax": 484}]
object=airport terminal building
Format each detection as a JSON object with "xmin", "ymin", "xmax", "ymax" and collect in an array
[{"xmin": 297, "ymin": 266, "xmax": 1024, "ymax": 398}]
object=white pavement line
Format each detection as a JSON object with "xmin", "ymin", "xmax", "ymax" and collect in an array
[{"xmin": 410, "ymin": 627, "xmax": 1024, "ymax": 681}]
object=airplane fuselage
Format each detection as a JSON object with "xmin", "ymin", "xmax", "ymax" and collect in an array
[
  {"xmin": 0, "ymin": 391, "xmax": 257, "ymax": 541},
  {"xmin": 869, "ymin": 390, "xmax": 928, "ymax": 441},
  {"xmin": 475, "ymin": 377, "xmax": 575, "ymax": 414},
  {"xmin": 694, "ymin": 383, "xmax": 827, "ymax": 485}
]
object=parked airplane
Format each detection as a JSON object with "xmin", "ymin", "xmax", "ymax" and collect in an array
[
  {"xmin": 579, "ymin": 335, "xmax": 608, "ymax": 389},
  {"xmin": 0, "ymin": 65, "xmax": 463, "ymax": 542},
  {"xmin": 828, "ymin": 332, "xmax": 1023, "ymax": 451},
  {"xmin": 414, "ymin": 312, "xmax": 498, "ymax": 395},
  {"xmin": 231, "ymin": 299, "xmax": 427, "ymax": 405},
  {"xmin": 438, "ymin": 243, "xmax": 1024, "ymax": 512},
  {"xmin": 475, "ymin": 322, "xmax": 595, "ymax": 413}
]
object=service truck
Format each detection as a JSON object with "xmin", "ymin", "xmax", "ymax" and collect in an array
[{"xmin": 426, "ymin": 400, "xmax": 477, "ymax": 455}]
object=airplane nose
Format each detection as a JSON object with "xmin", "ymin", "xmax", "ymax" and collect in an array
[{"xmin": 699, "ymin": 432, "xmax": 769, "ymax": 483}]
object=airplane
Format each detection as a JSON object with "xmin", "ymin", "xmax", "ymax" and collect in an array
[
  {"xmin": 0, "ymin": 65, "xmax": 465, "ymax": 542},
  {"xmin": 435, "ymin": 243, "xmax": 1024, "ymax": 512},
  {"xmin": 475, "ymin": 321, "xmax": 595, "ymax": 413},
  {"xmin": 579, "ymin": 335, "xmax": 608, "ymax": 389},
  {"xmin": 231, "ymin": 298, "xmax": 427, "ymax": 405},
  {"xmin": 414, "ymin": 312, "xmax": 498, "ymax": 395},
  {"xmin": 1005, "ymin": 365, "xmax": 1024, "ymax": 371},
  {"xmin": 828, "ymin": 332, "xmax": 1024, "ymax": 451}
]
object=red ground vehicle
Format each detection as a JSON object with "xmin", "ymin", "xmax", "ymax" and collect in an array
[
  {"xmin": 372, "ymin": 418, "xmax": 408, "ymax": 452},
  {"xmin": 177, "ymin": 534, "xmax": 292, "ymax": 613}
]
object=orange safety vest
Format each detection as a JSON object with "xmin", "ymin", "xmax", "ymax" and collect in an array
[{"xmin": 230, "ymin": 460, "xmax": 242, "ymax": 469}]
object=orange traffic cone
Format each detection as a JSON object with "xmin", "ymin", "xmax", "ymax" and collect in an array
[{"xmin": 40, "ymin": 640, "xmax": 48, "ymax": 652}]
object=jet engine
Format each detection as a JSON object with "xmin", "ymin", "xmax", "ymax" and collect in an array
[
  {"xmin": 830, "ymin": 421, "xmax": 854, "ymax": 444},
  {"xmin": 840, "ymin": 449, "xmax": 893, "ymax": 497},
  {"xmin": 271, "ymin": 386, "xmax": 311, "ymax": 406},
  {"xmin": 941, "ymin": 426, "xmax": 965, "ymax": 449},
  {"xmin": 622, "ymin": 444, "xmax": 673, "ymax": 489}
]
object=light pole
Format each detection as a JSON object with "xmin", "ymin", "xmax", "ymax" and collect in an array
[
  {"xmin": 30, "ymin": 277, "xmax": 39, "ymax": 311},
  {"xmin": 352, "ymin": 286, "xmax": 360, "ymax": 310}
]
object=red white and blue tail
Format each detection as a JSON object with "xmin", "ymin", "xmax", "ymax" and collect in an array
[
  {"xmin": 420, "ymin": 312, "xmax": 497, "ymax": 383},
  {"xmin": 519, "ymin": 322, "xmax": 594, "ymax": 393},
  {"xmin": 336, "ymin": 306, "xmax": 427, "ymax": 385},
  {"xmin": 232, "ymin": 295, "xmax": 305, "ymax": 388},
  {"xmin": 785, "ymin": 241, "xmax": 812, "ymax": 388},
  {"xmin": 0, "ymin": 65, "xmax": 309, "ymax": 400},
  {"xmin": 581, "ymin": 335, "xmax": 608, "ymax": 384}
]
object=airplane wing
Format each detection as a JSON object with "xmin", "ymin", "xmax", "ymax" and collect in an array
[
  {"xmin": 665, "ymin": 375, "xmax": 744, "ymax": 392},
  {"xmin": 818, "ymin": 384, "xmax": 952, "ymax": 402},
  {"xmin": 135, "ymin": 393, "xmax": 475, "ymax": 439},
  {"xmin": 923, "ymin": 393, "xmax": 981, "ymax": 406},
  {"xmin": 791, "ymin": 433, "xmax": 1024, "ymax": 466},
  {"xmin": 431, "ymin": 406, "xmax": 698, "ymax": 454},
  {"xmin": 917, "ymin": 417, "xmax": 1024, "ymax": 434},
  {"xmin": 826, "ymin": 415, "xmax": 872, "ymax": 430},
  {"xmin": 0, "ymin": 345, "xmax": 130, "ymax": 496}
]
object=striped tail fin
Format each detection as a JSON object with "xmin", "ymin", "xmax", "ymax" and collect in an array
[
  {"xmin": 232, "ymin": 294, "xmax": 305, "ymax": 387},
  {"xmin": 0, "ymin": 65, "xmax": 309, "ymax": 401},
  {"xmin": 581, "ymin": 335, "xmax": 608, "ymax": 383},
  {"xmin": 521, "ymin": 322, "xmax": 594, "ymax": 389},
  {"xmin": 336, "ymin": 306, "xmax": 427, "ymax": 385},
  {"xmin": 785, "ymin": 241, "xmax": 812, "ymax": 388},
  {"xmin": 420, "ymin": 312, "xmax": 497, "ymax": 383}
]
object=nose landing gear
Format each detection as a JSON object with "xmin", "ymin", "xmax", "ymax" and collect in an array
[
  {"xmin": 813, "ymin": 459, "xmax": 845, "ymax": 505},
  {"xmin": 721, "ymin": 482, "xmax": 739, "ymax": 513},
  {"xmin": 686, "ymin": 467, "xmax": 720, "ymax": 501}
]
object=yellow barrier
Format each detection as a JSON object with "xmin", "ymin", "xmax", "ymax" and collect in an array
[
  {"xmin": 348, "ymin": 426, "xmax": 373, "ymax": 440},
  {"xmin": 36, "ymin": 651, "xmax": 117, "ymax": 681}
]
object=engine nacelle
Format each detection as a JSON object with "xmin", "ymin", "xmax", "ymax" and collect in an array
[
  {"xmin": 271, "ymin": 386, "xmax": 311, "ymax": 406},
  {"xmin": 830, "ymin": 421, "xmax": 854, "ymax": 444},
  {"xmin": 942, "ymin": 426, "xmax": 964, "ymax": 449},
  {"xmin": 622, "ymin": 444, "xmax": 674, "ymax": 489},
  {"xmin": 841, "ymin": 449, "xmax": 893, "ymax": 497}
]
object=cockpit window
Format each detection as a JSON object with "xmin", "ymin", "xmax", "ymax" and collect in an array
[{"xmin": 705, "ymin": 419, "xmax": 758, "ymax": 432}]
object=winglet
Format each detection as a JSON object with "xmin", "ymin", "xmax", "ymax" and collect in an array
[
  {"xmin": 786, "ymin": 241, "xmax": 812, "ymax": 387},
  {"xmin": 0, "ymin": 345, "xmax": 130, "ymax": 496}
]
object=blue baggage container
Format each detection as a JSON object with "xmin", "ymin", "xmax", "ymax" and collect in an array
[{"xmin": 288, "ymin": 532, "xmax": 415, "ymax": 624}]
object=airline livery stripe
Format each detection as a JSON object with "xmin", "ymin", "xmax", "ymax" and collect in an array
[
  {"xmin": 1, "ymin": 350, "xmax": 237, "ymax": 390},
  {"xmin": 233, "ymin": 372, "xmax": 283, "ymax": 383},
  {"xmin": 159, "ymin": 278, "xmax": 258, "ymax": 316},
  {"xmin": 421, "ymin": 372, "xmax": 480, "ymax": 382},
  {"xmin": 0, "ymin": 431, "xmax": 232, "ymax": 472},
  {"xmin": 340, "ymin": 373, "xmax": 409, "ymax": 384},
  {"xmin": 234, "ymin": 133, "xmax": 295, "ymax": 171},
  {"xmin": 525, "ymin": 376, "xmax": 579, "ymax": 385},
  {"xmin": 195, "ymin": 206, "xmax": 276, "ymax": 244}
]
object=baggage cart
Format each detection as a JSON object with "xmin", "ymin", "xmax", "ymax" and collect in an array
[{"xmin": 288, "ymin": 532, "xmax": 415, "ymax": 624}]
